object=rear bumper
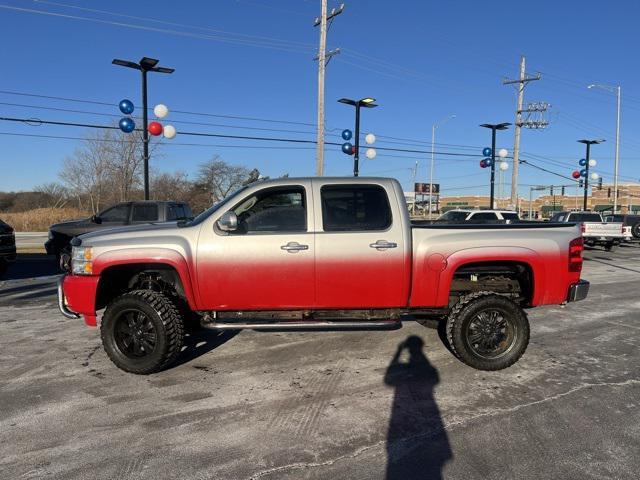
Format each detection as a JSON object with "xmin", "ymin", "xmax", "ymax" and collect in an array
[{"xmin": 567, "ymin": 279, "xmax": 590, "ymax": 302}]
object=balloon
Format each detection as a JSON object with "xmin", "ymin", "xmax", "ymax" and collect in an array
[
  {"xmin": 484, "ymin": 158, "xmax": 493, "ymax": 167},
  {"xmin": 580, "ymin": 169, "xmax": 587, "ymax": 177},
  {"xmin": 365, "ymin": 133, "xmax": 376, "ymax": 145},
  {"xmin": 498, "ymin": 148, "xmax": 508, "ymax": 158},
  {"xmin": 341, "ymin": 129, "xmax": 352, "ymax": 141},
  {"xmin": 118, "ymin": 99, "xmax": 134, "ymax": 115},
  {"xmin": 479, "ymin": 159, "xmax": 487, "ymax": 168},
  {"xmin": 154, "ymin": 104, "xmax": 169, "ymax": 119},
  {"xmin": 499, "ymin": 161, "xmax": 509, "ymax": 171},
  {"xmin": 341, "ymin": 142, "xmax": 354, "ymax": 155},
  {"xmin": 365, "ymin": 148, "xmax": 376, "ymax": 159},
  {"xmin": 118, "ymin": 117, "xmax": 135, "ymax": 133},
  {"xmin": 572, "ymin": 170, "xmax": 581, "ymax": 179},
  {"xmin": 482, "ymin": 147, "xmax": 492, "ymax": 157},
  {"xmin": 148, "ymin": 121, "xmax": 163, "ymax": 136},
  {"xmin": 163, "ymin": 124, "xmax": 176, "ymax": 139},
  {"xmin": 588, "ymin": 159, "xmax": 597, "ymax": 167},
  {"xmin": 579, "ymin": 158, "xmax": 587, "ymax": 166},
  {"xmin": 590, "ymin": 172, "xmax": 599, "ymax": 180}
]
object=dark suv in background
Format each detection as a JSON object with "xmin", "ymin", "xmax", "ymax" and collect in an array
[
  {"xmin": 0, "ymin": 218, "xmax": 17, "ymax": 277},
  {"xmin": 45, "ymin": 201, "xmax": 192, "ymax": 261}
]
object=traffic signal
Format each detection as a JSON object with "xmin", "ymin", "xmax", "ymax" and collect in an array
[
  {"xmin": 608, "ymin": 187, "xmax": 611, "ymax": 198},
  {"xmin": 561, "ymin": 186, "xmax": 565, "ymax": 196},
  {"xmin": 598, "ymin": 177, "xmax": 603, "ymax": 190},
  {"xmin": 550, "ymin": 186, "xmax": 554, "ymax": 195}
]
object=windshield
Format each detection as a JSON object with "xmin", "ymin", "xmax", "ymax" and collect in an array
[
  {"xmin": 183, "ymin": 185, "xmax": 249, "ymax": 227},
  {"xmin": 568, "ymin": 213, "xmax": 602, "ymax": 222},
  {"xmin": 438, "ymin": 211, "xmax": 469, "ymax": 221}
]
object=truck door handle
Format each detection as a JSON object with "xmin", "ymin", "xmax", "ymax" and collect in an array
[
  {"xmin": 369, "ymin": 240, "xmax": 398, "ymax": 250},
  {"xmin": 281, "ymin": 241, "xmax": 309, "ymax": 253}
]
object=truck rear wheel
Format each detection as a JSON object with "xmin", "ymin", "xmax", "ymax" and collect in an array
[
  {"xmin": 446, "ymin": 292, "xmax": 529, "ymax": 371},
  {"xmin": 604, "ymin": 242, "xmax": 617, "ymax": 252},
  {"xmin": 101, "ymin": 290, "xmax": 184, "ymax": 374}
]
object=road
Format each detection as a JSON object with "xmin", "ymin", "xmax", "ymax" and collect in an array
[{"xmin": 0, "ymin": 246, "xmax": 639, "ymax": 479}]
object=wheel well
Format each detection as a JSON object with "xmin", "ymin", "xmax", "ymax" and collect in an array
[
  {"xmin": 96, "ymin": 263, "xmax": 186, "ymax": 311},
  {"xmin": 450, "ymin": 261, "xmax": 533, "ymax": 306}
]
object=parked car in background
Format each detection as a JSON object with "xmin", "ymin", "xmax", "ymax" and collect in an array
[
  {"xmin": 0, "ymin": 218, "xmax": 17, "ymax": 277},
  {"xmin": 604, "ymin": 214, "xmax": 640, "ymax": 240},
  {"xmin": 437, "ymin": 209, "xmax": 521, "ymax": 223},
  {"xmin": 45, "ymin": 201, "xmax": 192, "ymax": 265},
  {"xmin": 550, "ymin": 211, "xmax": 624, "ymax": 251}
]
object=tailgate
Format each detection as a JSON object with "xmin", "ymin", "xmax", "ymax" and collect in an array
[{"xmin": 582, "ymin": 222, "xmax": 624, "ymax": 237}]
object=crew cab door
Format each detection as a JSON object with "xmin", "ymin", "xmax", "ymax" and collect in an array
[
  {"xmin": 196, "ymin": 182, "xmax": 315, "ymax": 310},
  {"xmin": 313, "ymin": 181, "xmax": 409, "ymax": 308}
]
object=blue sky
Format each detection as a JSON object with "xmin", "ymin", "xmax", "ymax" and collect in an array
[{"xmin": 1, "ymin": 0, "xmax": 639, "ymax": 199}]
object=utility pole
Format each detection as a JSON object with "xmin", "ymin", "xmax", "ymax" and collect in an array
[
  {"xmin": 503, "ymin": 56, "xmax": 542, "ymax": 208},
  {"xmin": 314, "ymin": 2, "xmax": 344, "ymax": 176}
]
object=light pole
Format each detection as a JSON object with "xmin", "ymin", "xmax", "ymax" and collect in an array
[
  {"xmin": 429, "ymin": 114, "xmax": 456, "ymax": 218},
  {"xmin": 113, "ymin": 57, "xmax": 175, "ymax": 200},
  {"xmin": 480, "ymin": 123, "xmax": 511, "ymax": 209},
  {"xmin": 578, "ymin": 139, "xmax": 605, "ymax": 211},
  {"xmin": 338, "ymin": 97, "xmax": 378, "ymax": 177},
  {"xmin": 588, "ymin": 84, "xmax": 621, "ymax": 213}
]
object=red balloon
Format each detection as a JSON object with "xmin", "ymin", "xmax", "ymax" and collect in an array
[
  {"xmin": 148, "ymin": 121, "xmax": 163, "ymax": 136},
  {"xmin": 572, "ymin": 170, "xmax": 581, "ymax": 179},
  {"xmin": 479, "ymin": 159, "xmax": 487, "ymax": 168}
]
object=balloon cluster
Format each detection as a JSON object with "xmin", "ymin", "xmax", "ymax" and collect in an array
[
  {"xmin": 572, "ymin": 158, "xmax": 598, "ymax": 181},
  {"xmin": 340, "ymin": 130, "xmax": 376, "ymax": 159},
  {"xmin": 479, "ymin": 147, "xmax": 509, "ymax": 171},
  {"xmin": 117, "ymin": 99, "xmax": 177, "ymax": 140}
]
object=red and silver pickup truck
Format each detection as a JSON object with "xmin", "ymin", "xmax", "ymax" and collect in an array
[{"xmin": 58, "ymin": 177, "xmax": 589, "ymax": 374}]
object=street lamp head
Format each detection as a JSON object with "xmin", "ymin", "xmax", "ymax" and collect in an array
[
  {"xmin": 360, "ymin": 97, "xmax": 376, "ymax": 104},
  {"xmin": 139, "ymin": 57, "xmax": 159, "ymax": 70},
  {"xmin": 112, "ymin": 58, "xmax": 140, "ymax": 70},
  {"xmin": 578, "ymin": 139, "xmax": 605, "ymax": 145},
  {"xmin": 480, "ymin": 122, "xmax": 511, "ymax": 131},
  {"xmin": 338, "ymin": 98, "xmax": 357, "ymax": 106}
]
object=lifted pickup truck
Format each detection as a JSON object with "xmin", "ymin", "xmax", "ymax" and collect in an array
[
  {"xmin": 59, "ymin": 177, "xmax": 589, "ymax": 374},
  {"xmin": 550, "ymin": 211, "xmax": 624, "ymax": 251}
]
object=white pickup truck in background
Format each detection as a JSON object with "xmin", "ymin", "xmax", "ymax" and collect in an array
[{"xmin": 550, "ymin": 211, "xmax": 624, "ymax": 251}]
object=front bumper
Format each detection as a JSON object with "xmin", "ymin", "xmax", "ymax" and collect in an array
[
  {"xmin": 57, "ymin": 275, "xmax": 99, "ymax": 325},
  {"xmin": 567, "ymin": 279, "xmax": 590, "ymax": 302},
  {"xmin": 57, "ymin": 277, "xmax": 80, "ymax": 319}
]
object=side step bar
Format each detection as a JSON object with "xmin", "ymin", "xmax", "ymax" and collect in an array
[{"xmin": 201, "ymin": 319, "xmax": 402, "ymax": 331}]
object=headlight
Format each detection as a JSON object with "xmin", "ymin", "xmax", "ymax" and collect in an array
[{"xmin": 71, "ymin": 247, "xmax": 93, "ymax": 275}]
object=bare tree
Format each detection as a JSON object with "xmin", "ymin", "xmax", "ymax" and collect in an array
[
  {"xmin": 34, "ymin": 182, "xmax": 70, "ymax": 208},
  {"xmin": 150, "ymin": 171, "xmax": 192, "ymax": 202},
  {"xmin": 196, "ymin": 156, "xmax": 251, "ymax": 203}
]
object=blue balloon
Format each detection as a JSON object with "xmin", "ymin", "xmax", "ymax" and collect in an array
[
  {"xmin": 119, "ymin": 117, "xmax": 135, "ymax": 133},
  {"xmin": 119, "ymin": 99, "xmax": 134, "ymax": 115},
  {"xmin": 482, "ymin": 147, "xmax": 492, "ymax": 157},
  {"xmin": 580, "ymin": 168, "xmax": 587, "ymax": 177},
  {"xmin": 579, "ymin": 158, "xmax": 587, "ymax": 166},
  {"xmin": 341, "ymin": 129, "xmax": 353, "ymax": 141},
  {"xmin": 341, "ymin": 142, "xmax": 354, "ymax": 155},
  {"xmin": 484, "ymin": 157, "xmax": 493, "ymax": 167}
]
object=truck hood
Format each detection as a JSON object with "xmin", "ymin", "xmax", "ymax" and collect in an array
[
  {"xmin": 79, "ymin": 222, "xmax": 179, "ymax": 243},
  {"xmin": 50, "ymin": 217, "xmax": 102, "ymax": 236}
]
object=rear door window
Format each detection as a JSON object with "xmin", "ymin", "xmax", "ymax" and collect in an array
[
  {"xmin": 132, "ymin": 204, "xmax": 159, "ymax": 222},
  {"xmin": 469, "ymin": 212, "xmax": 498, "ymax": 221},
  {"xmin": 321, "ymin": 185, "xmax": 392, "ymax": 231}
]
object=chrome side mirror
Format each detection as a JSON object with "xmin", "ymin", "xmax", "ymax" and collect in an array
[{"xmin": 217, "ymin": 211, "xmax": 238, "ymax": 232}]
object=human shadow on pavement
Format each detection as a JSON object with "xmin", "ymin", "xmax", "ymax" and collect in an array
[
  {"xmin": 172, "ymin": 328, "xmax": 239, "ymax": 368},
  {"xmin": 384, "ymin": 335, "xmax": 452, "ymax": 480}
]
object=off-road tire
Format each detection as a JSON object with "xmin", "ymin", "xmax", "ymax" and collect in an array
[
  {"xmin": 631, "ymin": 222, "xmax": 640, "ymax": 239},
  {"xmin": 101, "ymin": 290, "xmax": 184, "ymax": 374},
  {"xmin": 446, "ymin": 292, "xmax": 529, "ymax": 371}
]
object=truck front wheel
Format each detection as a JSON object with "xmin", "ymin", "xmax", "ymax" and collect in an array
[
  {"xmin": 446, "ymin": 292, "xmax": 529, "ymax": 371},
  {"xmin": 101, "ymin": 290, "xmax": 184, "ymax": 374}
]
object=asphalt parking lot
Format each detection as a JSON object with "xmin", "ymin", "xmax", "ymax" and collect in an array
[{"xmin": 1, "ymin": 246, "xmax": 639, "ymax": 480}]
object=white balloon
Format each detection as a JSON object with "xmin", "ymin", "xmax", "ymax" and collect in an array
[
  {"xmin": 498, "ymin": 148, "xmax": 508, "ymax": 158},
  {"xmin": 499, "ymin": 161, "xmax": 509, "ymax": 171},
  {"xmin": 163, "ymin": 124, "xmax": 177, "ymax": 139},
  {"xmin": 588, "ymin": 158, "xmax": 597, "ymax": 167},
  {"xmin": 365, "ymin": 133, "xmax": 376, "ymax": 145},
  {"xmin": 365, "ymin": 148, "xmax": 377, "ymax": 159},
  {"xmin": 590, "ymin": 172, "xmax": 599, "ymax": 180},
  {"xmin": 154, "ymin": 104, "xmax": 169, "ymax": 119}
]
